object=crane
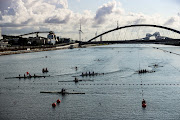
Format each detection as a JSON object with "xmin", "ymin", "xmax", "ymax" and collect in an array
[{"xmin": 18, "ymin": 31, "xmax": 54, "ymax": 37}]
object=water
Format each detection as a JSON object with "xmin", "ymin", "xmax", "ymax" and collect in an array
[{"xmin": 0, "ymin": 44, "xmax": 180, "ymax": 120}]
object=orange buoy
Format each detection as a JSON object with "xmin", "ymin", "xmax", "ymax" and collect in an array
[
  {"xmin": 52, "ymin": 103, "xmax": 56, "ymax": 107},
  {"xmin": 57, "ymin": 99, "xmax": 61, "ymax": 103}
]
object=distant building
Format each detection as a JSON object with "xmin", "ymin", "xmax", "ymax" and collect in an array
[
  {"xmin": 27, "ymin": 37, "xmax": 48, "ymax": 45},
  {"xmin": 143, "ymin": 32, "xmax": 167, "ymax": 40},
  {"xmin": 1, "ymin": 31, "xmax": 75, "ymax": 46},
  {"xmin": 56, "ymin": 37, "xmax": 74, "ymax": 43},
  {"xmin": 47, "ymin": 33, "xmax": 57, "ymax": 45},
  {"xmin": 0, "ymin": 41, "xmax": 9, "ymax": 48},
  {"xmin": 61, "ymin": 38, "xmax": 71, "ymax": 43}
]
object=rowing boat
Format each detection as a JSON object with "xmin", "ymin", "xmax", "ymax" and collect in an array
[
  {"xmin": 5, "ymin": 75, "xmax": 51, "ymax": 79},
  {"xmin": 40, "ymin": 91, "xmax": 85, "ymax": 94}
]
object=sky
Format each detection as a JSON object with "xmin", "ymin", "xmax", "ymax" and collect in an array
[{"xmin": 0, "ymin": 0, "xmax": 180, "ymax": 40}]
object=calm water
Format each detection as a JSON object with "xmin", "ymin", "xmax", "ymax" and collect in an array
[{"xmin": 0, "ymin": 44, "xmax": 180, "ymax": 120}]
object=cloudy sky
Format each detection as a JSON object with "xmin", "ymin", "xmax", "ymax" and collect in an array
[{"xmin": 0, "ymin": 0, "xmax": 180, "ymax": 40}]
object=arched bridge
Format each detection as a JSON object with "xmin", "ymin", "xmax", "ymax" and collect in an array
[{"xmin": 88, "ymin": 24, "xmax": 180, "ymax": 42}]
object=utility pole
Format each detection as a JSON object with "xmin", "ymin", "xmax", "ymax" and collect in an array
[
  {"xmin": 79, "ymin": 22, "xmax": 83, "ymax": 41},
  {"xmin": 100, "ymin": 35, "xmax": 102, "ymax": 41},
  {"xmin": 179, "ymin": 15, "xmax": 180, "ymax": 39},
  {"xmin": 117, "ymin": 21, "xmax": 119, "ymax": 28},
  {"xmin": 95, "ymin": 31, "xmax": 97, "ymax": 41},
  {"xmin": 0, "ymin": 27, "xmax": 1, "ymax": 40}
]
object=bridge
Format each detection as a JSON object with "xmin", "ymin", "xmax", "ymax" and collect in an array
[{"xmin": 86, "ymin": 24, "xmax": 180, "ymax": 45}]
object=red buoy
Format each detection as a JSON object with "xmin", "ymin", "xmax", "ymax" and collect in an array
[
  {"xmin": 52, "ymin": 103, "xmax": 56, "ymax": 107},
  {"xmin": 142, "ymin": 103, "xmax": 146, "ymax": 108},
  {"xmin": 57, "ymin": 99, "xmax": 61, "ymax": 103}
]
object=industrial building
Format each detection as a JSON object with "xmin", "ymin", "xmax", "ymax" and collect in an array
[{"xmin": 1, "ymin": 31, "xmax": 58, "ymax": 46}]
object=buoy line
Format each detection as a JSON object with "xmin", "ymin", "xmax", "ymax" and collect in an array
[
  {"xmin": 169, "ymin": 64, "xmax": 180, "ymax": 73},
  {"xmin": 30, "ymin": 83, "xmax": 180, "ymax": 86},
  {"xmin": 153, "ymin": 47, "xmax": 180, "ymax": 56}
]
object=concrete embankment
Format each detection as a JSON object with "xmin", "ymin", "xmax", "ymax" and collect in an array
[
  {"xmin": 0, "ymin": 43, "xmax": 80, "ymax": 56},
  {"xmin": 0, "ymin": 43, "xmax": 97, "ymax": 56}
]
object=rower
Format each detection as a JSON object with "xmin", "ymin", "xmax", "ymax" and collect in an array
[
  {"xmin": 75, "ymin": 67, "xmax": 78, "ymax": 71},
  {"xmin": 18, "ymin": 74, "xmax": 21, "ymax": 79},
  {"xmin": 92, "ymin": 71, "xmax": 95, "ymax": 76},
  {"xmin": 142, "ymin": 99, "xmax": 146, "ymax": 108},
  {"xmin": 61, "ymin": 88, "xmax": 66, "ymax": 95},
  {"xmin": 29, "ymin": 74, "xmax": 32, "ymax": 78},
  {"xmin": 142, "ymin": 99, "xmax": 146, "ymax": 104},
  {"xmin": 74, "ymin": 77, "xmax": 78, "ymax": 82}
]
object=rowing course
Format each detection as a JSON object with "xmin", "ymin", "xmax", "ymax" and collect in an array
[{"xmin": 0, "ymin": 44, "xmax": 180, "ymax": 120}]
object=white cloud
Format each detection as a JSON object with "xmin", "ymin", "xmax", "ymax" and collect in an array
[
  {"xmin": 44, "ymin": 0, "xmax": 68, "ymax": 9},
  {"xmin": 0, "ymin": 0, "xmax": 179, "ymax": 40},
  {"xmin": 94, "ymin": 1, "xmax": 124, "ymax": 25},
  {"xmin": 0, "ymin": 0, "xmax": 72, "ymax": 27}
]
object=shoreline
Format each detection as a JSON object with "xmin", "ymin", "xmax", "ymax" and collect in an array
[
  {"xmin": 0, "ymin": 43, "xmax": 97, "ymax": 56},
  {"xmin": 1, "ymin": 42, "xmax": 177, "ymax": 56}
]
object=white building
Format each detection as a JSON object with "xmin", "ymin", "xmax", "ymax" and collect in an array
[
  {"xmin": 0, "ymin": 41, "xmax": 9, "ymax": 48},
  {"xmin": 47, "ymin": 33, "xmax": 57, "ymax": 45},
  {"xmin": 27, "ymin": 37, "xmax": 48, "ymax": 45}
]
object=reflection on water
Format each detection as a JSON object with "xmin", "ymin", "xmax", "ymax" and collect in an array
[{"xmin": 0, "ymin": 44, "xmax": 180, "ymax": 120}]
